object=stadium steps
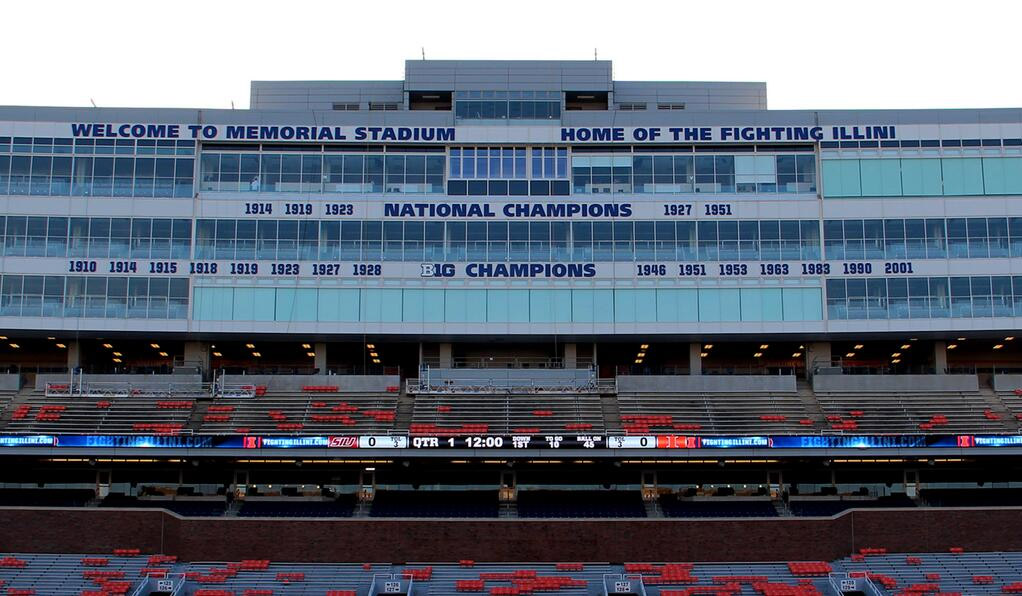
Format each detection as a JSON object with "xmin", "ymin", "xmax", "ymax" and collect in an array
[
  {"xmin": 977, "ymin": 382, "xmax": 1017, "ymax": 431},
  {"xmin": 643, "ymin": 498, "xmax": 663, "ymax": 518},
  {"xmin": 498, "ymin": 501, "xmax": 518, "ymax": 518},
  {"xmin": 394, "ymin": 388, "xmax": 416, "ymax": 430},
  {"xmin": 0, "ymin": 385, "xmax": 35, "ymax": 426},
  {"xmin": 600, "ymin": 394, "xmax": 622, "ymax": 431},
  {"xmin": 796, "ymin": 378, "xmax": 827, "ymax": 427},
  {"xmin": 184, "ymin": 399, "xmax": 213, "ymax": 433}
]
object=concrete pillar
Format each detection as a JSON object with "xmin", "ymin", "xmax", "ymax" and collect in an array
[
  {"xmin": 689, "ymin": 343, "xmax": 702, "ymax": 375},
  {"xmin": 66, "ymin": 341, "xmax": 81, "ymax": 370},
  {"xmin": 439, "ymin": 343, "xmax": 453, "ymax": 368},
  {"xmin": 933, "ymin": 340, "xmax": 947, "ymax": 374},
  {"xmin": 314, "ymin": 342, "xmax": 328, "ymax": 374},
  {"xmin": 563, "ymin": 343, "xmax": 577, "ymax": 369},
  {"xmin": 183, "ymin": 341, "xmax": 209, "ymax": 374},
  {"xmin": 806, "ymin": 342, "xmax": 832, "ymax": 374}
]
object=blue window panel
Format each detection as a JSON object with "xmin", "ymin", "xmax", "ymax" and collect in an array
[
  {"xmin": 821, "ymin": 160, "xmax": 861, "ymax": 197},
  {"xmin": 404, "ymin": 289, "xmax": 443, "ymax": 322},
  {"xmin": 380, "ymin": 289, "xmax": 404, "ymax": 322},
  {"xmin": 317, "ymin": 288, "xmax": 359, "ymax": 322},
  {"xmin": 741, "ymin": 288, "xmax": 783, "ymax": 321},
  {"xmin": 859, "ymin": 159, "xmax": 902, "ymax": 197},
  {"xmin": 192, "ymin": 287, "xmax": 226, "ymax": 321},
  {"xmin": 698, "ymin": 288, "xmax": 741, "ymax": 322},
  {"xmin": 208, "ymin": 287, "xmax": 233, "ymax": 320},
  {"xmin": 232, "ymin": 288, "xmax": 255, "ymax": 321},
  {"xmin": 982, "ymin": 157, "xmax": 1022, "ymax": 195},
  {"xmin": 570, "ymin": 288, "xmax": 595, "ymax": 323},
  {"xmin": 360, "ymin": 288, "xmax": 383, "ymax": 322},
  {"xmin": 402, "ymin": 289, "xmax": 424, "ymax": 322},
  {"xmin": 900, "ymin": 159, "xmax": 943, "ymax": 196},
  {"xmin": 486, "ymin": 289, "xmax": 528, "ymax": 323},
  {"xmin": 941, "ymin": 158, "xmax": 984, "ymax": 195},
  {"xmin": 592, "ymin": 289, "xmax": 614, "ymax": 323},
  {"xmin": 782, "ymin": 287, "xmax": 822, "ymax": 321},
  {"xmin": 529, "ymin": 289, "xmax": 570, "ymax": 323},
  {"xmin": 290, "ymin": 289, "xmax": 316, "ymax": 322},
  {"xmin": 614, "ymin": 289, "xmax": 656, "ymax": 323},
  {"xmin": 655, "ymin": 289, "xmax": 698, "ymax": 322},
  {"xmin": 274, "ymin": 288, "xmax": 296, "ymax": 321},
  {"xmin": 445, "ymin": 289, "xmax": 486, "ymax": 322}
]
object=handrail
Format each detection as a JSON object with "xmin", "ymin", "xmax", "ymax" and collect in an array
[{"xmin": 406, "ymin": 377, "xmax": 616, "ymax": 395}]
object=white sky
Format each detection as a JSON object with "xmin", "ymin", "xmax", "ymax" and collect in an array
[{"xmin": 4, "ymin": 0, "xmax": 1021, "ymax": 111}]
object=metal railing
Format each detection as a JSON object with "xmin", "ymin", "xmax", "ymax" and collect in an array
[
  {"xmin": 406, "ymin": 376, "xmax": 616, "ymax": 395},
  {"xmin": 421, "ymin": 356, "xmax": 595, "ymax": 369}
]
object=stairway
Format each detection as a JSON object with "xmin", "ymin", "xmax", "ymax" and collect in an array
[
  {"xmin": 976, "ymin": 381, "xmax": 1018, "ymax": 431},
  {"xmin": 796, "ymin": 378, "xmax": 826, "ymax": 426},
  {"xmin": 394, "ymin": 389, "xmax": 416, "ymax": 431},
  {"xmin": 600, "ymin": 394, "xmax": 622, "ymax": 432}
]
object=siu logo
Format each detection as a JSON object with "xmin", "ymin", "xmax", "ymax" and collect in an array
[{"xmin": 328, "ymin": 436, "xmax": 358, "ymax": 448}]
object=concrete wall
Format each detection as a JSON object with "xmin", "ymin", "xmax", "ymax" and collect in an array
[
  {"xmin": 221, "ymin": 374, "xmax": 399, "ymax": 393},
  {"xmin": 34, "ymin": 373, "xmax": 202, "ymax": 392},
  {"xmin": 2, "ymin": 507, "xmax": 1021, "ymax": 563},
  {"xmin": 813, "ymin": 374, "xmax": 978, "ymax": 393},
  {"xmin": 617, "ymin": 375, "xmax": 796, "ymax": 393},
  {"xmin": 993, "ymin": 375, "xmax": 1022, "ymax": 392},
  {"xmin": 0, "ymin": 374, "xmax": 20, "ymax": 391}
]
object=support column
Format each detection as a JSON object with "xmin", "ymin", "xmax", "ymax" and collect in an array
[
  {"xmin": 933, "ymin": 340, "xmax": 947, "ymax": 374},
  {"xmin": 806, "ymin": 342, "xmax": 832, "ymax": 374},
  {"xmin": 439, "ymin": 343, "xmax": 453, "ymax": 368},
  {"xmin": 563, "ymin": 343, "xmax": 577, "ymax": 369},
  {"xmin": 314, "ymin": 342, "xmax": 328, "ymax": 374},
  {"xmin": 183, "ymin": 341, "xmax": 209, "ymax": 375},
  {"xmin": 66, "ymin": 341, "xmax": 81, "ymax": 371},
  {"xmin": 689, "ymin": 343, "xmax": 702, "ymax": 375}
]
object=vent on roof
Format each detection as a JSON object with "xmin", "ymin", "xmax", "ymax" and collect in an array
[
  {"xmin": 332, "ymin": 103, "xmax": 360, "ymax": 111},
  {"xmin": 369, "ymin": 102, "xmax": 400, "ymax": 111},
  {"xmin": 657, "ymin": 103, "xmax": 686, "ymax": 110},
  {"xmin": 616, "ymin": 102, "xmax": 647, "ymax": 111}
]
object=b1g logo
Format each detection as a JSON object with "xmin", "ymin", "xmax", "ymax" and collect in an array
[{"xmin": 420, "ymin": 263, "xmax": 456, "ymax": 277}]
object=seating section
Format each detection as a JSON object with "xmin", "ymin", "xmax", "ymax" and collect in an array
[
  {"xmin": 814, "ymin": 388, "xmax": 1011, "ymax": 433},
  {"xmin": 237, "ymin": 496, "xmax": 357, "ymax": 518},
  {"xmin": 410, "ymin": 394, "xmax": 605, "ymax": 435},
  {"xmin": 4, "ymin": 393, "xmax": 195, "ymax": 434},
  {"xmin": 369, "ymin": 490, "xmax": 499, "ymax": 517},
  {"xmin": 517, "ymin": 490, "xmax": 646, "ymax": 518},
  {"xmin": 838, "ymin": 550, "xmax": 1022, "ymax": 595},
  {"xmin": 658, "ymin": 497, "xmax": 779, "ymax": 518},
  {"xmin": 0, "ymin": 489, "xmax": 95, "ymax": 507},
  {"xmin": 100, "ymin": 494, "xmax": 227, "ymax": 517},
  {"xmin": 197, "ymin": 390, "xmax": 398, "ymax": 434},
  {"xmin": 788, "ymin": 494, "xmax": 917, "ymax": 517},
  {"xmin": 0, "ymin": 553, "xmax": 150, "ymax": 595},
  {"xmin": 615, "ymin": 390, "xmax": 810, "ymax": 435},
  {"xmin": 920, "ymin": 488, "xmax": 1022, "ymax": 507}
]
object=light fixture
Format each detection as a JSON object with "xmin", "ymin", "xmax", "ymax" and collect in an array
[
  {"xmin": 799, "ymin": 344, "xmax": 805, "ymax": 349},
  {"xmin": 853, "ymin": 344, "xmax": 864, "ymax": 350},
  {"xmin": 792, "ymin": 352, "xmax": 802, "ymax": 358},
  {"xmin": 891, "ymin": 352, "xmax": 901, "ymax": 357},
  {"xmin": 252, "ymin": 352, "xmax": 262, "ymax": 357},
  {"xmin": 846, "ymin": 352, "xmax": 856, "ymax": 358},
  {"xmin": 700, "ymin": 352, "xmax": 708, "ymax": 357},
  {"xmin": 55, "ymin": 343, "xmax": 66, "ymax": 349},
  {"xmin": 150, "ymin": 343, "xmax": 160, "ymax": 349},
  {"xmin": 1006, "ymin": 337, "xmax": 1015, "ymax": 341},
  {"xmin": 366, "ymin": 343, "xmax": 375, "ymax": 349},
  {"xmin": 636, "ymin": 352, "xmax": 645, "ymax": 358},
  {"xmin": 112, "ymin": 352, "xmax": 122, "ymax": 357},
  {"xmin": 245, "ymin": 343, "xmax": 255, "ymax": 349},
  {"xmin": 8, "ymin": 343, "xmax": 18, "ymax": 349},
  {"xmin": 753, "ymin": 352, "xmax": 763, "ymax": 358},
  {"xmin": 947, "ymin": 344, "xmax": 957, "ymax": 350},
  {"xmin": 369, "ymin": 352, "xmax": 379, "ymax": 358},
  {"xmin": 759, "ymin": 344, "xmax": 769, "ymax": 349},
  {"xmin": 307, "ymin": 352, "xmax": 315, "ymax": 357},
  {"xmin": 0, "ymin": 336, "xmax": 7, "ymax": 340},
  {"xmin": 46, "ymin": 336, "xmax": 55, "ymax": 340},
  {"xmin": 634, "ymin": 359, "xmax": 642, "ymax": 364},
  {"xmin": 159, "ymin": 352, "xmax": 168, "ymax": 357},
  {"xmin": 112, "ymin": 358, "xmax": 122, "ymax": 363},
  {"xmin": 212, "ymin": 351, "xmax": 222, "ymax": 357},
  {"xmin": 640, "ymin": 344, "xmax": 649, "ymax": 349},
  {"xmin": 102, "ymin": 343, "xmax": 113, "ymax": 349},
  {"xmin": 994, "ymin": 344, "xmax": 1004, "ymax": 350},
  {"xmin": 891, "ymin": 358, "xmax": 901, "ymax": 363},
  {"xmin": 957, "ymin": 337, "xmax": 966, "ymax": 341},
  {"xmin": 910, "ymin": 338, "xmax": 918, "ymax": 341},
  {"xmin": 372, "ymin": 358, "xmax": 381, "ymax": 364},
  {"xmin": 901, "ymin": 344, "xmax": 911, "ymax": 350},
  {"xmin": 704, "ymin": 344, "xmax": 713, "ymax": 349},
  {"xmin": 301, "ymin": 343, "xmax": 311, "ymax": 349}
]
